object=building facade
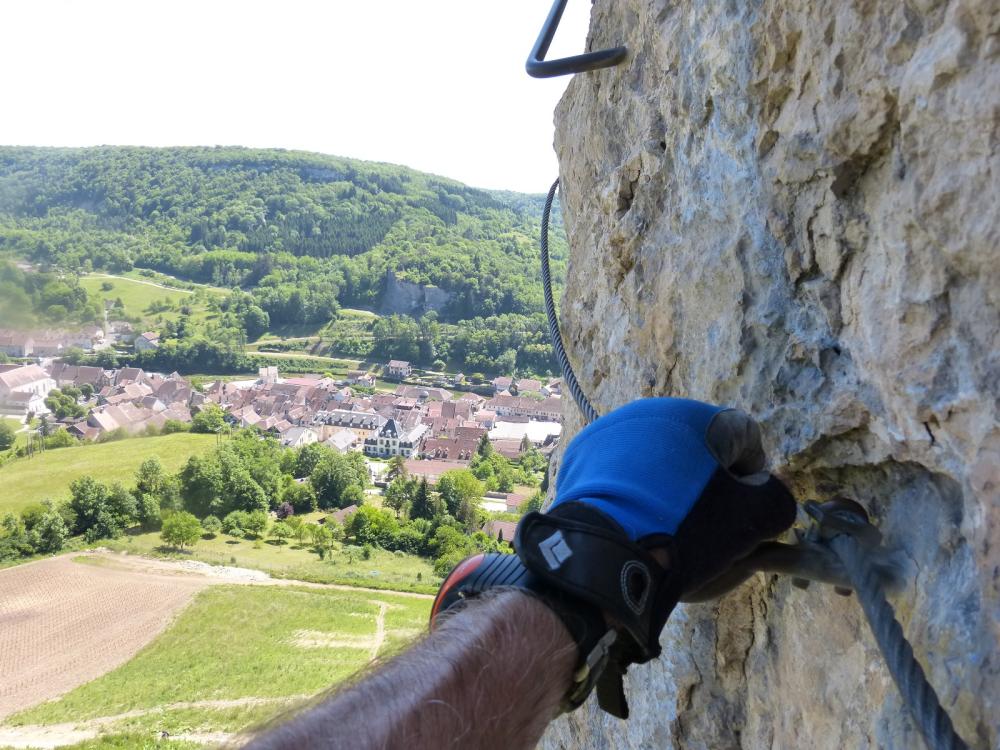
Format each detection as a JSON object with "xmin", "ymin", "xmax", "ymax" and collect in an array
[{"xmin": 363, "ymin": 418, "xmax": 427, "ymax": 458}]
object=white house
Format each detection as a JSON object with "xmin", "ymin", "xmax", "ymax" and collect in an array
[
  {"xmin": 1, "ymin": 391, "xmax": 47, "ymax": 418},
  {"xmin": 513, "ymin": 378, "xmax": 542, "ymax": 394},
  {"xmin": 324, "ymin": 428, "xmax": 358, "ymax": 454},
  {"xmin": 135, "ymin": 331, "xmax": 160, "ymax": 351},
  {"xmin": 346, "ymin": 370, "xmax": 376, "ymax": 388},
  {"xmin": 0, "ymin": 365, "xmax": 56, "ymax": 416},
  {"xmin": 491, "ymin": 376, "xmax": 513, "ymax": 394},
  {"xmin": 363, "ymin": 418, "xmax": 428, "ymax": 458},
  {"xmin": 385, "ymin": 360, "xmax": 411, "ymax": 379},
  {"xmin": 280, "ymin": 426, "xmax": 319, "ymax": 448},
  {"xmin": 258, "ymin": 366, "xmax": 280, "ymax": 385}
]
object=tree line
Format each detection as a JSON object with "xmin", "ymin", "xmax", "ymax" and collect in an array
[{"xmin": 0, "ymin": 427, "xmax": 545, "ymax": 577}]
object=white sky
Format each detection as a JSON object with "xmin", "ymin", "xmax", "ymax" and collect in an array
[{"xmin": 0, "ymin": 1, "xmax": 594, "ymax": 192}]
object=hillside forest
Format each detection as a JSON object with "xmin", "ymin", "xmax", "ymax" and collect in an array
[{"xmin": 0, "ymin": 146, "xmax": 568, "ymax": 376}]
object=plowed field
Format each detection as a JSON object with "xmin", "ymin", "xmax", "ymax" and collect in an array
[{"xmin": 0, "ymin": 555, "xmax": 208, "ymax": 720}]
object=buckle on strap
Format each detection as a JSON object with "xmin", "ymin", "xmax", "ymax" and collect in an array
[{"xmin": 562, "ymin": 628, "xmax": 618, "ymax": 713}]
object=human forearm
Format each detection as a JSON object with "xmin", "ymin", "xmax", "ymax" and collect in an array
[{"xmin": 246, "ymin": 590, "xmax": 576, "ymax": 750}]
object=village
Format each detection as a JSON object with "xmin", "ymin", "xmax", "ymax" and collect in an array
[{"xmin": 0, "ymin": 330, "xmax": 564, "ymax": 511}]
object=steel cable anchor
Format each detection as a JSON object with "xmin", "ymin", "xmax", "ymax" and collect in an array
[{"xmin": 681, "ymin": 498, "xmax": 905, "ymax": 603}]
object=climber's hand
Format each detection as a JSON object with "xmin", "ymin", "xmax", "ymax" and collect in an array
[{"xmin": 514, "ymin": 398, "xmax": 796, "ymax": 663}]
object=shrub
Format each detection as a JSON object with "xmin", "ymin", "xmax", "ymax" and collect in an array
[
  {"xmin": 275, "ymin": 501, "xmax": 294, "ymax": 520},
  {"xmin": 433, "ymin": 550, "xmax": 467, "ymax": 578},
  {"xmin": 243, "ymin": 509, "xmax": 269, "ymax": 538},
  {"xmin": 344, "ymin": 505, "xmax": 398, "ymax": 547},
  {"xmin": 44, "ymin": 429, "xmax": 77, "ymax": 450},
  {"xmin": 283, "ymin": 481, "xmax": 319, "ymax": 514},
  {"xmin": 25, "ymin": 505, "xmax": 68, "ymax": 554},
  {"xmin": 519, "ymin": 491, "xmax": 544, "ymax": 514},
  {"xmin": 202, "ymin": 515, "xmax": 222, "ymax": 537},
  {"xmin": 96, "ymin": 427, "xmax": 128, "ymax": 444},
  {"xmin": 136, "ymin": 494, "xmax": 162, "ymax": 531},
  {"xmin": 0, "ymin": 421, "xmax": 15, "ymax": 452},
  {"xmin": 341, "ymin": 484, "xmax": 365, "ymax": 507},
  {"xmin": 191, "ymin": 404, "xmax": 226, "ymax": 434},
  {"xmin": 162, "ymin": 419, "xmax": 190, "ymax": 434},
  {"xmin": 269, "ymin": 521, "xmax": 292, "ymax": 544},
  {"xmin": 222, "ymin": 510, "xmax": 249, "ymax": 535},
  {"xmin": 385, "ymin": 525, "xmax": 425, "ymax": 555},
  {"xmin": 161, "ymin": 511, "xmax": 202, "ymax": 549}
]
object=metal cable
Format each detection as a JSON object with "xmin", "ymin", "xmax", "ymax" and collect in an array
[
  {"xmin": 539, "ymin": 178, "xmax": 969, "ymax": 748},
  {"xmin": 830, "ymin": 534, "xmax": 970, "ymax": 750},
  {"xmin": 541, "ymin": 179, "xmax": 599, "ymax": 424}
]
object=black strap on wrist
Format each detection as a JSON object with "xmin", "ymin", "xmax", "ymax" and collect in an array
[
  {"xmin": 430, "ymin": 552, "xmax": 617, "ymax": 714},
  {"xmin": 515, "ymin": 504, "xmax": 682, "ymax": 664}
]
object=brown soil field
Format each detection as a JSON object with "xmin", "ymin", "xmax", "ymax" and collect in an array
[
  {"xmin": 0, "ymin": 555, "xmax": 210, "ymax": 721},
  {"xmin": 0, "ymin": 551, "xmax": 432, "ymax": 725}
]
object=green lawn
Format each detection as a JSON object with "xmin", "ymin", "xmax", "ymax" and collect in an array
[
  {"xmin": 120, "ymin": 268, "xmax": 229, "ymax": 296},
  {"xmin": 9, "ymin": 583, "xmax": 430, "ymax": 741},
  {"xmin": 0, "ymin": 433, "xmax": 216, "ymax": 515},
  {"xmin": 103, "ymin": 528, "xmax": 438, "ymax": 595},
  {"xmin": 79, "ymin": 275, "xmax": 221, "ymax": 328},
  {"xmin": 339, "ymin": 308, "xmax": 378, "ymax": 319}
]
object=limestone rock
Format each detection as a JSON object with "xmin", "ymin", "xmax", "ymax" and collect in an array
[
  {"xmin": 379, "ymin": 269, "xmax": 451, "ymax": 316},
  {"xmin": 541, "ymin": 1, "xmax": 998, "ymax": 748}
]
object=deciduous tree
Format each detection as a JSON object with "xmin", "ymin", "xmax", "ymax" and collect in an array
[{"xmin": 161, "ymin": 511, "xmax": 202, "ymax": 549}]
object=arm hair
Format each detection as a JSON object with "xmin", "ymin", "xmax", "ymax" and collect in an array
[{"xmin": 244, "ymin": 589, "xmax": 576, "ymax": 750}]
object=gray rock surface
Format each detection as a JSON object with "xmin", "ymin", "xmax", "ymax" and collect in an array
[
  {"xmin": 541, "ymin": 1, "xmax": 998, "ymax": 747},
  {"xmin": 380, "ymin": 269, "xmax": 451, "ymax": 316}
]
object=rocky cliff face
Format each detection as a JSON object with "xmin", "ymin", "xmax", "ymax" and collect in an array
[
  {"xmin": 541, "ymin": 1, "xmax": 998, "ymax": 748},
  {"xmin": 379, "ymin": 270, "xmax": 451, "ymax": 316}
]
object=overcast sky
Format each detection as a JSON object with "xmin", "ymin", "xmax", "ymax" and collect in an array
[{"xmin": 0, "ymin": 1, "xmax": 593, "ymax": 192}]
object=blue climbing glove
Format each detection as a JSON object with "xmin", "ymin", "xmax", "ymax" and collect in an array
[{"xmin": 514, "ymin": 398, "xmax": 796, "ymax": 714}]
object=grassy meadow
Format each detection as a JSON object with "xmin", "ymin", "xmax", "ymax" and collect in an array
[
  {"xmin": 9, "ymin": 583, "xmax": 430, "ymax": 743},
  {"xmin": 0, "ymin": 433, "xmax": 216, "ymax": 515},
  {"xmin": 78, "ymin": 275, "xmax": 222, "ymax": 328}
]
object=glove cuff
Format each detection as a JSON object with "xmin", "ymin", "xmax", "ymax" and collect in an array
[{"xmin": 514, "ymin": 504, "xmax": 683, "ymax": 664}]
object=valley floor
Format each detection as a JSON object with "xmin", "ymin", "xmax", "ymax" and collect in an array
[{"xmin": 0, "ymin": 551, "xmax": 431, "ymax": 749}]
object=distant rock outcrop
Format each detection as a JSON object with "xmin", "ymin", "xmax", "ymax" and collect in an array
[
  {"xmin": 541, "ymin": 1, "xmax": 998, "ymax": 748},
  {"xmin": 379, "ymin": 269, "xmax": 451, "ymax": 316}
]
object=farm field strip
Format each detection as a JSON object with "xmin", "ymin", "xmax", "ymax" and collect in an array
[
  {"xmin": 0, "ymin": 554, "xmax": 209, "ymax": 721},
  {"xmin": 1, "ymin": 552, "xmax": 431, "ymax": 747}
]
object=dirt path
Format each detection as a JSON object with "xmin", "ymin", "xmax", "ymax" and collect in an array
[
  {"xmin": 80, "ymin": 550, "xmax": 434, "ymax": 599},
  {"xmin": 370, "ymin": 600, "xmax": 388, "ymax": 660},
  {"xmin": 292, "ymin": 598, "xmax": 391, "ymax": 660},
  {"xmin": 87, "ymin": 273, "xmax": 195, "ymax": 294},
  {"xmin": 250, "ymin": 350, "xmax": 344, "ymax": 362},
  {"xmin": 0, "ymin": 695, "xmax": 309, "ymax": 749}
]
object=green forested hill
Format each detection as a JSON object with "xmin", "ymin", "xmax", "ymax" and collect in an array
[{"xmin": 0, "ymin": 146, "xmax": 565, "ymax": 323}]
